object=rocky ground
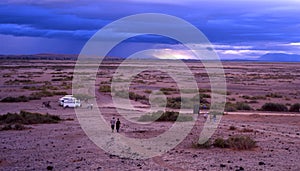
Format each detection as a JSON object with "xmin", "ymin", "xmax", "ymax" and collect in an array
[{"xmin": 0, "ymin": 60, "xmax": 300, "ymax": 170}]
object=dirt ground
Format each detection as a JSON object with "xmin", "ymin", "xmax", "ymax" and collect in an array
[{"xmin": 0, "ymin": 60, "xmax": 299, "ymax": 170}]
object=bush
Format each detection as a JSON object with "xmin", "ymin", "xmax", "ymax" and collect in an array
[
  {"xmin": 229, "ymin": 125, "xmax": 236, "ymax": 130},
  {"xmin": 1, "ymin": 90, "xmax": 68, "ymax": 103},
  {"xmin": 1, "ymin": 96, "xmax": 30, "ymax": 102},
  {"xmin": 261, "ymin": 103, "xmax": 288, "ymax": 112},
  {"xmin": 0, "ymin": 110, "xmax": 61, "ymax": 125},
  {"xmin": 99, "ymin": 85, "xmax": 111, "ymax": 92},
  {"xmin": 144, "ymin": 90, "xmax": 152, "ymax": 94},
  {"xmin": 266, "ymin": 93, "xmax": 282, "ymax": 98},
  {"xmin": 213, "ymin": 136, "xmax": 256, "ymax": 150},
  {"xmin": 213, "ymin": 138, "xmax": 229, "ymax": 148},
  {"xmin": 160, "ymin": 87, "xmax": 178, "ymax": 93},
  {"xmin": 164, "ymin": 97, "xmax": 198, "ymax": 109},
  {"xmin": 31, "ymin": 90, "xmax": 67, "ymax": 98},
  {"xmin": 114, "ymin": 91, "xmax": 148, "ymax": 102},
  {"xmin": 236, "ymin": 102, "xmax": 252, "ymax": 110},
  {"xmin": 289, "ymin": 103, "xmax": 300, "ymax": 112},
  {"xmin": 225, "ymin": 102, "xmax": 237, "ymax": 112},
  {"xmin": 1, "ymin": 123, "xmax": 27, "ymax": 131},
  {"xmin": 241, "ymin": 128, "xmax": 254, "ymax": 132},
  {"xmin": 138, "ymin": 111, "xmax": 193, "ymax": 122},
  {"xmin": 129, "ymin": 92, "xmax": 148, "ymax": 101},
  {"xmin": 73, "ymin": 94, "xmax": 94, "ymax": 100},
  {"xmin": 192, "ymin": 139, "xmax": 212, "ymax": 149},
  {"xmin": 227, "ymin": 135, "xmax": 256, "ymax": 150},
  {"xmin": 166, "ymin": 97, "xmax": 181, "ymax": 109},
  {"xmin": 225, "ymin": 102, "xmax": 252, "ymax": 112}
]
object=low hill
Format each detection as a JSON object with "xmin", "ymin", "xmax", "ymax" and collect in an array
[{"xmin": 257, "ymin": 53, "xmax": 300, "ymax": 62}]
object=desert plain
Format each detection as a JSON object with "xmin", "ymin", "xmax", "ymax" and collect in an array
[{"xmin": 0, "ymin": 59, "xmax": 299, "ymax": 171}]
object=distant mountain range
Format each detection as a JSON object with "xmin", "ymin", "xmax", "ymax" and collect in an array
[
  {"xmin": 0, "ymin": 53, "xmax": 121, "ymax": 61},
  {"xmin": 256, "ymin": 53, "xmax": 300, "ymax": 62},
  {"xmin": 1, "ymin": 53, "xmax": 300, "ymax": 62},
  {"xmin": 0, "ymin": 53, "xmax": 78, "ymax": 60}
]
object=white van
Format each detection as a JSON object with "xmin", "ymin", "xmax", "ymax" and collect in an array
[
  {"xmin": 59, "ymin": 95, "xmax": 81, "ymax": 108},
  {"xmin": 59, "ymin": 95, "xmax": 74, "ymax": 106},
  {"xmin": 63, "ymin": 99, "xmax": 81, "ymax": 108}
]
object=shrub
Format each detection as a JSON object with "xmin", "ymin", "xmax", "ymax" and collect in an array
[
  {"xmin": 266, "ymin": 93, "xmax": 283, "ymax": 98},
  {"xmin": 213, "ymin": 138, "xmax": 229, "ymax": 148},
  {"xmin": 144, "ymin": 90, "xmax": 152, "ymax": 94},
  {"xmin": 1, "ymin": 96, "xmax": 30, "ymax": 102},
  {"xmin": 160, "ymin": 87, "xmax": 177, "ymax": 92},
  {"xmin": 225, "ymin": 102, "xmax": 252, "ymax": 112},
  {"xmin": 1, "ymin": 90, "xmax": 68, "ymax": 103},
  {"xmin": 261, "ymin": 103, "xmax": 288, "ymax": 112},
  {"xmin": 129, "ymin": 92, "xmax": 148, "ymax": 101},
  {"xmin": 229, "ymin": 125, "xmax": 236, "ymax": 130},
  {"xmin": 138, "ymin": 111, "xmax": 193, "ymax": 122},
  {"xmin": 0, "ymin": 110, "xmax": 61, "ymax": 125},
  {"xmin": 31, "ymin": 90, "xmax": 67, "ymax": 98},
  {"xmin": 225, "ymin": 102, "xmax": 237, "ymax": 112},
  {"xmin": 73, "ymin": 94, "xmax": 94, "ymax": 100},
  {"xmin": 114, "ymin": 91, "xmax": 148, "ymax": 102},
  {"xmin": 227, "ymin": 135, "xmax": 256, "ymax": 150},
  {"xmin": 200, "ymin": 93, "xmax": 211, "ymax": 99},
  {"xmin": 241, "ymin": 128, "xmax": 254, "ymax": 132},
  {"xmin": 213, "ymin": 135, "xmax": 256, "ymax": 150},
  {"xmin": 166, "ymin": 97, "xmax": 181, "ymax": 109},
  {"xmin": 236, "ymin": 102, "xmax": 252, "ymax": 110},
  {"xmin": 192, "ymin": 139, "xmax": 212, "ymax": 149},
  {"xmin": 99, "ymin": 85, "xmax": 111, "ymax": 92},
  {"xmin": 1, "ymin": 123, "xmax": 27, "ymax": 131},
  {"xmin": 289, "ymin": 103, "xmax": 300, "ymax": 112}
]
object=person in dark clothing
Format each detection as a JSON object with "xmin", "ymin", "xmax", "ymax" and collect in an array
[{"xmin": 116, "ymin": 118, "xmax": 121, "ymax": 133}]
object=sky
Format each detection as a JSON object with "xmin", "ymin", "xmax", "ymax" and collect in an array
[{"xmin": 1, "ymin": 0, "xmax": 300, "ymax": 60}]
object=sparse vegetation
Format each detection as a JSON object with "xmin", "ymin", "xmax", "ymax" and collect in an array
[
  {"xmin": 4, "ymin": 79, "xmax": 38, "ymax": 85},
  {"xmin": 241, "ymin": 95, "xmax": 266, "ymax": 100},
  {"xmin": 1, "ymin": 90, "xmax": 68, "ymax": 103},
  {"xmin": 114, "ymin": 90, "xmax": 148, "ymax": 102},
  {"xmin": 99, "ymin": 85, "xmax": 111, "ymax": 92},
  {"xmin": 30, "ymin": 90, "xmax": 67, "ymax": 98},
  {"xmin": 144, "ymin": 90, "xmax": 152, "ymax": 94},
  {"xmin": 266, "ymin": 93, "xmax": 283, "ymax": 98},
  {"xmin": 1, "ymin": 95, "xmax": 33, "ymax": 102},
  {"xmin": 229, "ymin": 125, "xmax": 237, "ymax": 130},
  {"xmin": 236, "ymin": 102, "xmax": 252, "ymax": 110},
  {"xmin": 1, "ymin": 123, "xmax": 27, "ymax": 131},
  {"xmin": 213, "ymin": 138, "xmax": 229, "ymax": 148},
  {"xmin": 138, "ymin": 111, "xmax": 193, "ymax": 122},
  {"xmin": 51, "ymin": 76, "xmax": 73, "ymax": 82},
  {"xmin": 213, "ymin": 135, "xmax": 256, "ymax": 150},
  {"xmin": 261, "ymin": 103, "xmax": 288, "ymax": 112},
  {"xmin": 0, "ymin": 111, "xmax": 61, "ymax": 131},
  {"xmin": 227, "ymin": 135, "xmax": 256, "ymax": 150},
  {"xmin": 0, "ymin": 110, "xmax": 61, "ymax": 125},
  {"xmin": 289, "ymin": 103, "xmax": 300, "ymax": 112},
  {"xmin": 73, "ymin": 94, "xmax": 94, "ymax": 100},
  {"xmin": 241, "ymin": 128, "xmax": 254, "ymax": 132},
  {"xmin": 225, "ymin": 102, "xmax": 252, "ymax": 112},
  {"xmin": 192, "ymin": 139, "xmax": 212, "ymax": 149},
  {"xmin": 166, "ymin": 97, "xmax": 181, "ymax": 109}
]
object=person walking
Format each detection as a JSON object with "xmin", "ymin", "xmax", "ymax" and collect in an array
[
  {"xmin": 110, "ymin": 117, "xmax": 116, "ymax": 133},
  {"xmin": 116, "ymin": 118, "xmax": 121, "ymax": 133}
]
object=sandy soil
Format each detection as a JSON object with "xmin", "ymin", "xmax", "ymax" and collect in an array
[{"xmin": 0, "ymin": 60, "xmax": 299, "ymax": 170}]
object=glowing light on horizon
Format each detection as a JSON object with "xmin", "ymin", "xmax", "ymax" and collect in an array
[
  {"xmin": 153, "ymin": 49, "xmax": 198, "ymax": 60},
  {"xmin": 290, "ymin": 42, "xmax": 300, "ymax": 46}
]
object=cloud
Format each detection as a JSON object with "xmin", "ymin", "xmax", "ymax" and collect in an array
[{"xmin": 1, "ymin": 0, "xmax": 300, "ymax": 56}]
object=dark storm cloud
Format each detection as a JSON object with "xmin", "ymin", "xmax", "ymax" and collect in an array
[{"xmin": 0, "ymin": 0, "xmax": 300, "ymax": 56}]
